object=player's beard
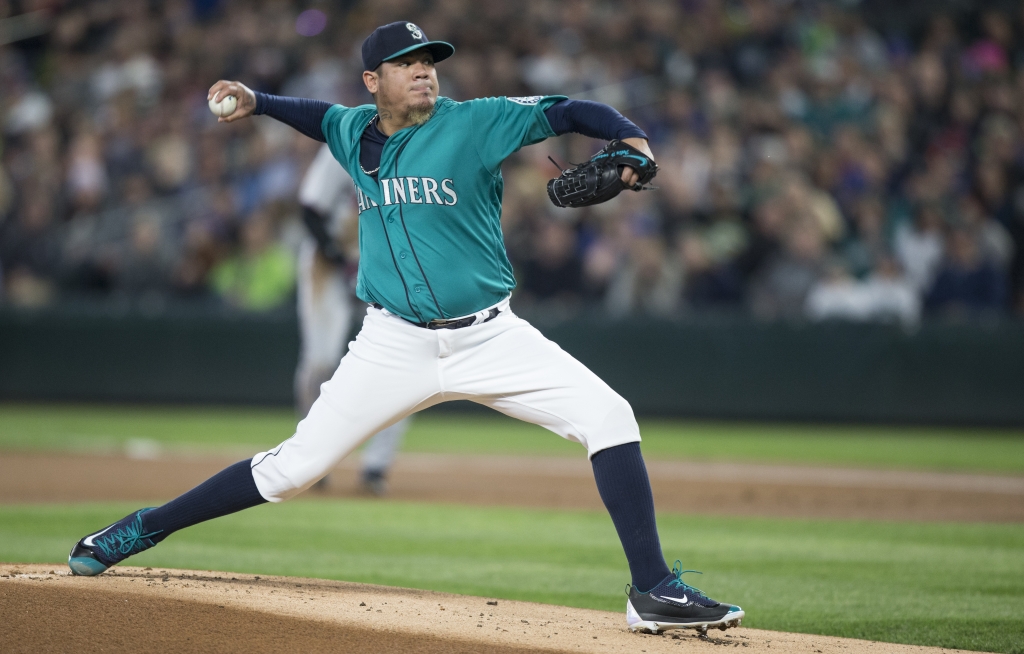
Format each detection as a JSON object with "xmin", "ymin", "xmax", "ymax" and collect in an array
[
  {"xmin": 376, "ymin": 95, "xmax": 435, "ymax": 126},
  {"xmin": 407, "ymin": 101, "xmax": 434, "ymax": 126}
]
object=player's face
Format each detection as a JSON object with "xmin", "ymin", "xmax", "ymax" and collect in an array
[{"xmin": 375, "ymin": 51, "xmax": 438, "ymax": 117}]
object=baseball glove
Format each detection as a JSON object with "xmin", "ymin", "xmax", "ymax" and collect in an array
[{"xmin": 547, "ymin": 139, "xmax": 658, "ymax": 208}]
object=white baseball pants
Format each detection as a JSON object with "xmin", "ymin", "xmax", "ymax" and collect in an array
[{"xmin": 251, "ymin": 304, "xmax": 641, "ymax": 502}]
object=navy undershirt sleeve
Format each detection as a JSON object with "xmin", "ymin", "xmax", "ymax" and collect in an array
[
  {"xmin": 253, "ymin": 92, "xmax": 332, "ymax": 142},
  {"xmin": 543, "ymin": 99, "xmax": 647, "ymax": 140},
  {"xmin": 360, "ymin": 119, "xmax": 389, "ymax": 177}
]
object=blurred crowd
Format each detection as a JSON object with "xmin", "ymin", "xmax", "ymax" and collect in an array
[{"xmin": 2, "ymin": 0, "xmax": 1023, "ymax": 324}]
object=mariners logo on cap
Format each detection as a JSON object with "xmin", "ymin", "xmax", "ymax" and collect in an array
[{"xmin": 406, "ymin": 23, "xmax": 423, "ymax": 39}]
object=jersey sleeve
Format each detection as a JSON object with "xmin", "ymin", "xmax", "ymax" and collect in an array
[
  {"xmin": 469, "ymin": 95, "xmax": 567, "ymax": 173},
  {"xmin": 321, "ymin": 104, "xmax": 354, "ymax": 173}
]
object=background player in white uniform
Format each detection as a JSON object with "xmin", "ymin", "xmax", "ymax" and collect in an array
[{"xmin": 297, "ymin": 144, "xmax": 409, "ymax": 495}]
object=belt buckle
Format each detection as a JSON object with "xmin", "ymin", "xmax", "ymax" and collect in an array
[
  {"xmin": 426, "ymin": 307, "xmax": 500, "ymax": 330},
  {"xmin": 426, "ymin": 318, "xmax": 457, "ymax": 329}
]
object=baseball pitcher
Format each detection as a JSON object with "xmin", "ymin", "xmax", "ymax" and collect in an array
[{"xmin": 68, "ymin": 21, "xmax": 742, "ymax": 635}]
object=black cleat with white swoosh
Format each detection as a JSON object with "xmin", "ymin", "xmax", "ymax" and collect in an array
[
  {"xmin": 626, "ymin": 561, "xmax": 743, "ymax": 634},
  {"xmin": 68, "ymin": 508, "xmax": 162, "ymax": 576}
]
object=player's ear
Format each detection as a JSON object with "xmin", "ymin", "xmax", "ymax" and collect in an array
[{"xmin": 363, "ymin": 70, "xmax": 379, "ymax": 95}]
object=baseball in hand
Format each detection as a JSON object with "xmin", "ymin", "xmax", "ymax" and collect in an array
[{"xmin": 208, "ymin": 94, "xmax": 237, "ymax": 118}]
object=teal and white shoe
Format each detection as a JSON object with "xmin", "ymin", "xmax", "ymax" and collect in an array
[
  {"xmin": 68, "ymin": 509, "xmax": 162, "ymax": 576},
  {"xmin": 626, "ymin": 561, "xmax": 744, "ymax": 635}
]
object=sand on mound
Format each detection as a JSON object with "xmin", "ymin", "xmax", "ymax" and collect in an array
[{"xmin": 0, "ymin": 564, "xmax": 975, "ymax": 654}]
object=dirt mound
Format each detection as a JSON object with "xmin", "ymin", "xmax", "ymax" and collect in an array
[{"xmin": 1, "ymin": 564, "xmax": 974, "ymax": 654}]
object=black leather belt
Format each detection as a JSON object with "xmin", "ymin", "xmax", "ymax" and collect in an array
[{"xmin": 371, "ymin": 303, "xmax": 501, "ymax": 330}]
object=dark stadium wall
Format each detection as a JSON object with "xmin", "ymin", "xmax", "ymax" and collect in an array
[{"xmin": 0, "ymin": 308, "xmax": 1022, "ymax": 426}]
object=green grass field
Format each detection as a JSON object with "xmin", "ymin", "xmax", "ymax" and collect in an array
[
  {"xmin": 1, "ymin": 500, "xmax": 1022, "ymax": 653},
  {"xmin": 2, "ymin": 403, "xmax": 1023, "ymax": 652},
  {"xmin": 2, "ymin": 403, "xmax": 1024, "ymax": 473}
]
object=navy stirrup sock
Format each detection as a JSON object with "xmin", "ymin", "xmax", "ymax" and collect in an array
[
  {"xmin": 591, "ymin": 442, "xmax": 671, "ymax": 592},
  {"xmin": 141, "ymin": 448, "xmax": 667, "ymax": 588},
  {"xmin": 142, "ymin": 460, "xmax": 267, "ymax": 542}
]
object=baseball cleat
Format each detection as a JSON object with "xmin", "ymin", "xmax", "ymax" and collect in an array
[
  {"xmin": 68, "ymin": 508, "xmax": 162, "ymax": 576},
  {"xmin": 360, "ymin": 469, "xmax": 388, "ymax": 496},
  {"xmin": 626, "ymin": 561, "xmax": 743, "ymax": 635}
]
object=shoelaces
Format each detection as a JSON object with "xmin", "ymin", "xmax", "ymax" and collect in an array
[
  {"xmin": 666, "ymin": 560, "xmax": 714, "ymax": 603},
  {"xmin": 93, "ymin": 512, "xmax": 163, "ymax": 561}
]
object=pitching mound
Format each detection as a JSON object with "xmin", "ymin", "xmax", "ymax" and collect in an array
[{"xmin": 1, "ymin": 564, "xmax": 973, "ymax": 654}]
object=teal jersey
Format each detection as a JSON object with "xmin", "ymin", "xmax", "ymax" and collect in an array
[{"xmin": 321, "ymin": 94, "xmax": 566, "ymax": 323}]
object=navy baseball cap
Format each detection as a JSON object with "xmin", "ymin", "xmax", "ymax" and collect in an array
[{"xmin": 361, "ymin": 21, "xmax": 454, "ymax": 72}]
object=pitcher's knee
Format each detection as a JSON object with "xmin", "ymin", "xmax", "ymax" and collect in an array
[
  {"xmin": 249, "ymin": 449, "xmax": 330, "ymax": 503},
  {"xmin": 585, "ymin": 395, "xmax": 641, "ymax": 458}
]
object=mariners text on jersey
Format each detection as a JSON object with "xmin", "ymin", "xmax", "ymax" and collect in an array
[
  {"xmin": 355, "ymin": 177, "xmax": 458, "ymax": 212},
  {"xmin": 322, "ymin": 94, "xmax": 566, "ymax": 323}
]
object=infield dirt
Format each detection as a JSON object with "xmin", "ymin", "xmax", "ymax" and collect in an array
[
  {"xmin": 0, "ymin": 564, "xmax": 978, "ymax": 654},
  {"xmin": 2, "ymin": 451, "xmax": 1018, "ymax": 653},
  {"xmin": 2, "ymin": 450, "xmax": 1022, "ymax": 522}
]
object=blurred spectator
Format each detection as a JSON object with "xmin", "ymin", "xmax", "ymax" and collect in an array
[
  {"xmin": 749, "ymin": 217, "xmax": 826, "ymax": 320},
  {"xmin": 0, "ymin": 162, "xmax": 13, "ymax": 221},
  {"xmin": 678, "ymin": 230, "xmax": 744, "ymax": 308},
  {"xmin": 735, "ymin": 198, "xmax": 786, "ymax": 285},
  {"xmin": 210, "ymin": 209, "xmax": 295, "ymax": 311},
  {"xmin": 675, "ymin": 185, "xmax": 749, "ymax": 309},
  {"xmin": 842, "ymin": 197, "xmax": 888, "ymax": 279},
  {"xmin": 806, "ymin": 255, "xmax": 920, "ymax": 328},
  {"xmin": 66, "ymin": 130, "xmax": 109, "ymax": 215},
  {"xmin": 895, "ymin": 204, "xmax": 945, "ymax": 293},
  {"xmin": 0, "ymin": 186, "xmax": 60, "ymax": 307},
  {"xmin": 517, "ymin": 220, "xmax": 585, "ymax": 307},
  {"xmin": 958, "ymin": 194, "xmax": 1014, "ymax": 272},
  {"xmin": 605, "ymin": 233, "xmax": 682, "ymax": 318},
  {"xmin": 113, "ymin": 213, "xmax": 175, "ymax": 299},
  {"xmin": 604, "ymin": 194, "xmax": 682, "ymax": 317},
  {"xmin": 0, "ymin": 0, "xmax": 1022, "ymax": 324},
  {"xmin": 926, "ymin": 227, "xmax": 1006, "ymax": 316},
  {"xmin": 174, "ymin": 221, "xmax": 227, "ymax": 300}
]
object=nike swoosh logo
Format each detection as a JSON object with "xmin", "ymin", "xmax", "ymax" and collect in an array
[
  {"xmin": 605, "ymin": 151, "xmax": 648, "ymax": 164},
  {"xmin": 83, "ymin": 524, "xmax": 116, "ymax": 547},
  {"xmin": 660, "ymin": 594, "xmax": 688, "ymax": 604},
  {"xmin": 596, "ymin": 153, "xmax": 649, "ymax": 166}
]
